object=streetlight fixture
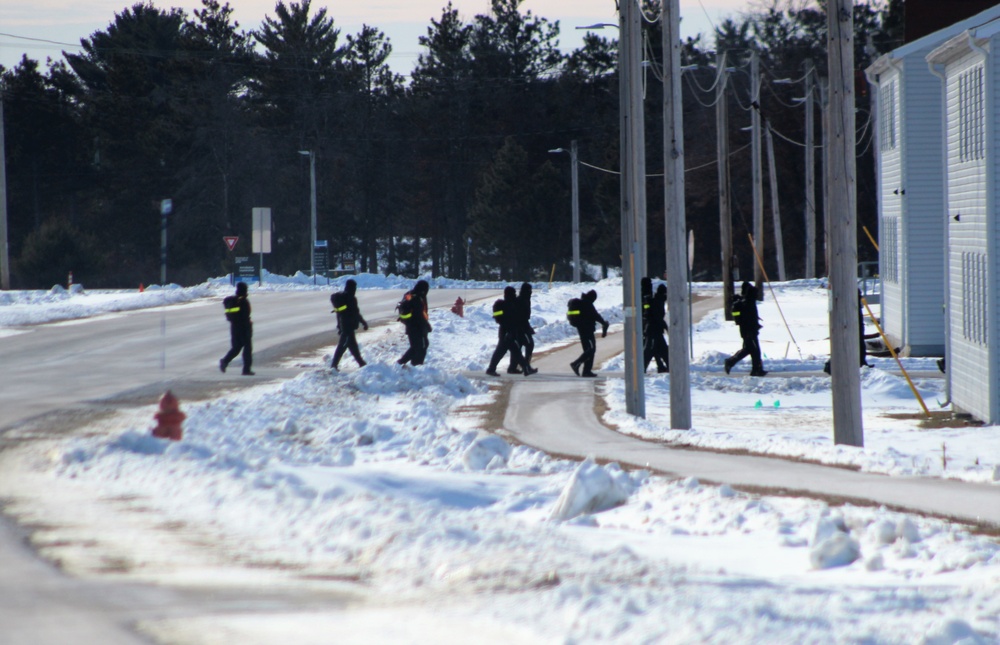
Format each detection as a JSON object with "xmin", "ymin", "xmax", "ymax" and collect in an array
[
  {"xmin": 298, "ymin": 150, "xmax": 317, "ymax": 282},
  {"xmin": 548, "ymin": 141, "xmax": 581, "ymax": 283}
]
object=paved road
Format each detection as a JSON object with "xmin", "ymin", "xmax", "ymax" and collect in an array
[{"xmin": 0, "ymin": 288, "xmax": 492, "ymax": 433}]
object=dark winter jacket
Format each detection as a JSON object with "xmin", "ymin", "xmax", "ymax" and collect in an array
[
  {"xmin": 334, "ymin": 279, "xmax": 367, "ymax": 332},
  {"xmin": 517, "ymin": 282, "xmax": 534, "ymax": 335},
  {"xmin": 578, "ymin": 289, "xmax": 607, "ymax": 332},
  {"xmin": 494, "ymin": 286, "xmax": 520, "ymax": 335},
  {"xmin": 649, "ymin": 284, "xmax": 668, "ymax": 333},
  {"xmin": 228, "ymin": 282, "xmax": 252, "ymax": 331},
  {"xmin": 732, "ymin": 282, "xmax": 761, "ymax": 337},
  {"xmin": 640, "ymin": 277, "xmax": 653, "ymax": 331},
  {"xmin": 405, "ymin": 279, "xmax": 431, "ymax": 334}
]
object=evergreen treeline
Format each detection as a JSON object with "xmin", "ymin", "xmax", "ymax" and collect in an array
[{"xmin": 0, "ymin": 0, "xmax": 902, "ymax": 288}]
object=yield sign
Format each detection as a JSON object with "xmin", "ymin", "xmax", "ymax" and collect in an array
[{"xmin": 223, "ymin": 236, "xmax": 239, "ymax": 252}]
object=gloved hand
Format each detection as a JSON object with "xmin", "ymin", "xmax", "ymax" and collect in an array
[
  {"xmin": 601, "ymin": 321, "xmax": 609, "ymax": 338},
  {"xmin": 363, "ymin": 322, "xmax": 369, "ymax": 331}
]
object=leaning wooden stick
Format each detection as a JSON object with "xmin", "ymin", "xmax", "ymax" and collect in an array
[
  {"xmin": 747, "ymin": 234, "xmax": 803, "ymax": 359},
  {"xmin": 860, "ymin": 297, "xmax": 931, "ymax": 417}
]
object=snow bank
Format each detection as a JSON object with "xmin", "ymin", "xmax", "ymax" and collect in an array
[{"xmin": 550, "ymin": 459, "xmax": 635, "ymax": 521}]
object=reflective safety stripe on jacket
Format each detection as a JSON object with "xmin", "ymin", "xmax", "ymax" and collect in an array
[
  {"xmin": 335, "ymin": 304, "xmax": 347, "ymax": 312},
  {"xmin": 399, "ymin": 312, "xmax": 413, "ymax": 320},
  {"xmin": 225, "ymin": 306, "xmax": 241, "ymax": 315},
  {"xmin": 567, "ymin": 309, "xmax": 580, "ymax": 317},
  {"xmin": 493, "ymin": 309, "xmax": 504, "ymax": 317}
]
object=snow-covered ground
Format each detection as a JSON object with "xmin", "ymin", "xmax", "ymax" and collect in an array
[{"xmin": 2, "ymin": 275, "xmax": 999, "ymax": 644}]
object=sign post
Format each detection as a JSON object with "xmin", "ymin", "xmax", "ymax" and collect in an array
[
  {"xmin": 223, "ymin": 236, "xmax": 239, "ymax": 284},
  {"xmin": 160, "ymin": 198, "xmax": 172, "ymax": 285},
  {"xmin": 251, "ymin": 207, "xmax": 271, "ymax": 284},
  {"xmin": 313, "ymin": 240, "xmax": 329, "ymax": 284}
]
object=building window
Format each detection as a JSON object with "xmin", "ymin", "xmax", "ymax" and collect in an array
[
  {"xmin": 962, "ymin": 251, "xmax": 988, "ymax": 345},
  {"xmin": 883, "ymin": 216, "xmax": 899, "ymax": 283},
  {"xmin": 879, "ymin": 79, "xmax": 896, "ymax": 152},
  {"xmin": 959, "ymin": 66, "xmax": 985, "ymax": 163}
]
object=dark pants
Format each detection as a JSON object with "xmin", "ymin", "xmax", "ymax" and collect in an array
[
  {"xmin": 644, "ymin": 328, "xmax": 669, "ymax": 372},
  {"xmin": 729, "ymin": 334, "xmax": 762, "ymax": 373},
  {"xmin": 332, "ymin": 328, "xmax": 364, "ymax": 368},
  {"xmin": 516, "ymin": 330, "xmax": 535, "ymax": 365},
  {"xmin": 398, "ymin": 327, "xmax": 428, "ymax": 366},
  {"xmin": 573, "ymin": 329, "xmax": 597, "ymax": 374},
  {"xmin": 489, "ymin": 331, "xmax": 528, "ymax": 372},
  {"xmin": 222, "ymin": 325, "xmax": 253, "ymax": 373}
]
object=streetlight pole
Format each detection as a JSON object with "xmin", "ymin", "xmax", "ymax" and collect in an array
[
  {"xmin": 804, "ymin": 60, "xmax": 817, "ymax": 279},
  {"xmin": 0, "ymin": 90, "xmax": 9, "ymax": 290},
  {"xmin": 619, "ymin": 0, "xmax": 646, "ymax": 417},
  {"xmin": 298, "ymin": 150, "xmax": 317, "ymax": 282},
  {"xmin": 549, "ymin": 141, "xmax": 581, "ymax": 283}
]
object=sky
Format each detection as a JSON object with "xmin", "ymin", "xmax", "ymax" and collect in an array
[
  {"xmin": 0, "ymin": 0, "xmax": 752, "ymax": 77},
  {"xmin": 1, "ymin": 273, "xmax": 998, "ymax": 642}
]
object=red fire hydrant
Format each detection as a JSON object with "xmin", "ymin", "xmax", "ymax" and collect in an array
[
  {"xmin": 152, "ymin": 390, "xmax": 185, "ymax": 441},
  {"xmin": 451, "ymin": 297, "xmax": 465, "ymax": 317}
]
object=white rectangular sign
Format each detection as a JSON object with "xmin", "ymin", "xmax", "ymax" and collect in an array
[{"xmin": 251, "ymin": 207, "xmax": 272, "ymax": 254}]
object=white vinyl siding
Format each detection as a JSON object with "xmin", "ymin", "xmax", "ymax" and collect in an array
[
  {"xmin": 943, "ymin": 52, "xmax": 990, "ymax": 420},
  {"xmin": 900, "ymin": 56, "xmax": 947, "ymax": 354},
  {"xmin": 878, "ymin": 71, "xmax": 904, "ymax": 346}
]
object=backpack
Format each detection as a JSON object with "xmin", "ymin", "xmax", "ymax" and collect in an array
[
  {"xmin": 492, "ymin": 298, "xmax": 505, "ymax": 324},
  {"xmin": 566, "ymin": 297, "xmax": 583, "ymax": 328},
  {"xmin": 731, "ymin": 296, "xmax": 744, "ymax": 325},
  {"xmin": 223, "ymin": 295, "xmax": 240, "ymax": 322},
  {"xmin": 397, "ymin": 291, "xmax": 417, "ymax": 322},
  {"xmin": 331, "ymin": 291, "xmax": 348, "ymax": 313}
]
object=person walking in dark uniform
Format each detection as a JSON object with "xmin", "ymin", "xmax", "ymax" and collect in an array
[
  {"xmin": 220, "ymin": 281, "xmax": 254, "ymax": 376},
  {"xmin": 644, "ymin": 282, "xmax": 670, "ymax": 373},
  {"xmin": 486, "ymin": 286, "xmax": 536, "ymax": 377},
  {"xmin": 724, "ymin": 281, "xmax": 766, "ymax": 376},
  {"xmin": 397, "ymin": 279, "xmax": 431, "ymax": 366},
  {"xmin": 512, "ymin": 282, "xmax": 536, "ymax": 372},
  {"xmin": 824, "ymin": 289, "xmax": 871, "ymax": 374},
  {"xmin": 569, "ymin": 289, "xmax": 609, "ymax": 378},
  {"xmin": 331, "ymin": 278, "xmax": 369, "ymax": 370}
]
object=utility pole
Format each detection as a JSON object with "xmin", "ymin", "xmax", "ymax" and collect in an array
[
  {"xmin": 663, "ymin": 0, "xmax": 691, "ymax": 429},
  {"xmin": 571, "ymin": 140, "xmax": 581, "ymax": 283},
  {"xmin": 751, "ymin": 51, "xmax": 764, "ymax": 295},
  {"xmin": 804, "ymin": 60, "xmax": 817, "ymax": 279},
  {"xmin": 548, "ymin": 142, "xmax": 582, "ymax": 282},
  {"xmin": 764, "ymin": 121, "xmax": 786, "ymax": 281},
  {"xmin": 827, "ymin": 0, "xmax": 863, "ymax": 447},
  {"xmin": 0, "ymin": 89, "xmax": 9, "ymax": 290},
  {"xmin": 717, "ymin": 52, "xmax": 733, "ymax": 318},
  {"xmin": 619, "ymin": 0, "xmax": 645, "ymax": 417},
  {"xmin": 819, "ymin": 78, "xmax": 830, "ymax": 276}
]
